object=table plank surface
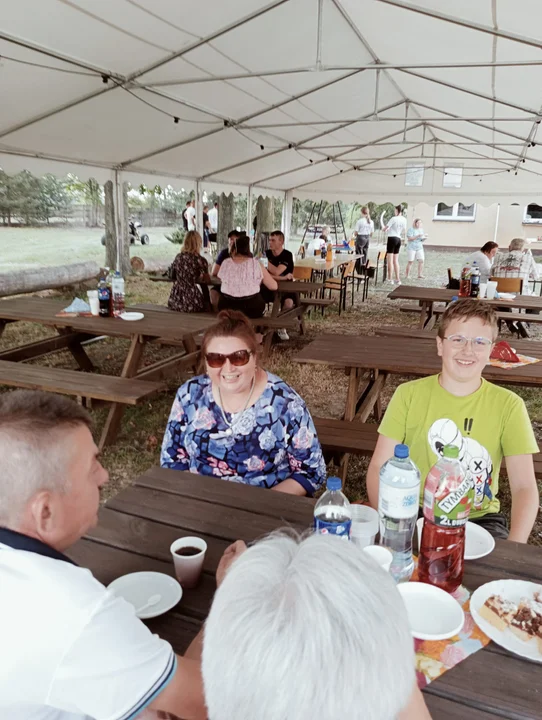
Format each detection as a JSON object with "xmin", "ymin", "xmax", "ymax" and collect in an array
[
  {"xmin": 388, "ymin": 285, "xmax": 542, "ymax": 312},
  {"xmin": 0, "ymin": 297, "xmax": 217, "ymax": 341},
  {"xmin": 66, "ymin": 469, "xmax": 542, "ymax": 719},
  {"xmin": 294, "ymin": 333, "xmax": 542, "ymax": 386}
]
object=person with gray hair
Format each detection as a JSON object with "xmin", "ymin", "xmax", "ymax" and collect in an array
[
  {"xmin": 0, "ymin": 389, "xmax": 226, "ymax": 720},
  {"xmin": 202, "ymin": 533, "xmax": 431, "ymax": 720}
]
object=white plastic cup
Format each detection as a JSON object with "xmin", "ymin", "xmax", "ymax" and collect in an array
[
  {"xmin": 350, "ymin": 504, "xmax": 379, "ymax": 548},
  {"xmin": 363, "ymin": 545, "xmax": 393, "ymax": 572},
  {"xmin": 479, "ymin": 283, "xmax": 487, "ymax": 299},
  {"xmin": 87, "ymin": 290, "xmax": 99, "ymax": 316},
  {"xmin": 170, "ymin": 536, "xmax": 207, "ymax": 589},
  {"xmin": 486, "ymin": 281, "xmax": 498, "ymax": 300}
]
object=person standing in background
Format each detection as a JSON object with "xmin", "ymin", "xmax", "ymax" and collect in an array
[
  {"xmin": 354, "ymin": 207, "xmax": 374, "ymax": 270},
  {"xmin": 383, "ymin": 205, "xmax": 407, "ymax": 285},
  {"xmin": 405, "ymin": 218, "xmax": 427, "ymax": 279},
  {"xmin": 202, "ymin": 205, "xmax": 211, "ymax": 249},
  {"xmin": 182, "ymin": 200, "xmax": 191, "ymax": 232},
  {"xmin": 186, "ymin": 200, "xmax": 196, "ymax": 232},
  {"xmin": 208, "ymin": 202, "xmax": 218, "ymax": 246},
  {"xmin": 464, "ymin": 242, "xmax": 498, "ymax": 284}
]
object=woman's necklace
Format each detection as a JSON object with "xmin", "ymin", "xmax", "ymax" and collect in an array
[{"xmin": 217, "ymin": 375, "xmax": 256, "ymax": 436}]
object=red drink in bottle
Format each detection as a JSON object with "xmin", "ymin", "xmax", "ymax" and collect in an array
[{"xmin": 418, "ymin": 445, "xmax": 473, "ymax": 593}]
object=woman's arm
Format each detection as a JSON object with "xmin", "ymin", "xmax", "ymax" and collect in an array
[{"xmin": 261, "ymin": 264, "xmax": 278, "ymax": 290}]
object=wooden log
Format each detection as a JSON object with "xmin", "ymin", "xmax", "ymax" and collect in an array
[
  {"xmin": 130, "ymin": 256, "xmax": 172, "ymax": 273},
  {"xmin": 0, "ymin": 261, "xmax": 100, "ymax": 297}
]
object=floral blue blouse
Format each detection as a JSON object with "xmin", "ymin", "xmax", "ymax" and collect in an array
[{"xmin": 160, "ymin": 372, "xmax": 326, "ymax": 495}]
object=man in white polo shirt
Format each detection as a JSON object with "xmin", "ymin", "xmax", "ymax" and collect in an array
[{"xmin": 0, "ymin": 390, "xmax": 241, "ymax": 720}]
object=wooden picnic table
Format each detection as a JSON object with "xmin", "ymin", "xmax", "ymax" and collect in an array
[
  {"xmin": 388, "ymin": 285, "xmax": 542, "ymax": 328},
  {"xmin": 66, "ymin": 467, "xmax": 542, "ymax": 720},
  {"xmin": 0, "ymin": 297, "xmax": 216, "ymax": 447},
  {"xmin": 294, "ymin": 333, "xmax": 542, "ymax": 423}
]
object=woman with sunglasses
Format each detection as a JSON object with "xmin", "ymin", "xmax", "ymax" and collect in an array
[
  {"xmin": 161, "ymin": 310, "xmax": 326, "ymax": 496},
  {"xmin": 217, "ymin": 234, "xmax": 278, "ymax": 318}
]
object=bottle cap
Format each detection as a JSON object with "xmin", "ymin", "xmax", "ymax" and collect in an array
[
  {"xmin": 442, "ymin": 445, "xmax": 459, "ymax": 459},
  {"xmin": 394, "ymin": 444, "xmax": 409, "ymax": 459},
  {"xmin": 326, "ymin": 476, "xmax": 342, "ymax": 491},
  {"xmin": 451, "ymin": 295, "xmax": 458, "ymax": 302}
]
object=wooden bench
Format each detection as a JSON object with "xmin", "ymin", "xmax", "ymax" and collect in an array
[
  {"xmin": 0, "ymin": 360, "xmax": 165, "ymax": 447},
  {"xmin": 314, "ymin": 416, "xmax": 542, "ymax": 479},
  {"xmin": 399, "ymin": 304, "xmax": 445, "ymax": 316},
  {"xmin": 399, "ymin": 304, "xmax": 542, "ymax": 324}
]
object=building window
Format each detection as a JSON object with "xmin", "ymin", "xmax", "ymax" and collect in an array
[
  {"xmin": 405, "ymin": 163, "xmax": 424, "ymax": 187},
  {"xmin": 442, "ymin": 167, "xmax": 463, "ymax": 188},
  {"xmin": 433, "ymin": 202, "xmax": 476, "ymax": 222},
  {"xmin": 523, "ymin": 203, "xmax": 542, "ymax": 224}
]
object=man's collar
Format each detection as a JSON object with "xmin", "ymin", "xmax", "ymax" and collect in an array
[{"xmin": 0, "ymin": 527, "xmax": 77, "ymax": 565}]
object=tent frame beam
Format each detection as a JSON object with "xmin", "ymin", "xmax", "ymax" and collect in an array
[
  {"xmin": 375, "ymin": 0, "xmax": 542, "ymax": 52},
  {"xmin": 139, "ymin": 59, "xmax": 542, "ymax": 87},
  {"xmin": 241, "ymin": 116, "xmax": 537, "ymax": 128},
  {"xmin": 198, "ymin": 100, "xmax": 405, "ymax": 180}
]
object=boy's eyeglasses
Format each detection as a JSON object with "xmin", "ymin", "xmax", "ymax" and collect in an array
[
  {"xmin": 205, "ymin": 350, "xmax": 253, "ymax": 368},
  {"xmin": 444, "ymin": 335, "xmax": 493, "ymax": 352}
]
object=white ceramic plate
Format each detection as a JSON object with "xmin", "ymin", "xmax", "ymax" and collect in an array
[
  {"xmin": 471, "ymin": 580, "xmax": 542, "ymax": 663},
  {"xmin": 398, "ymin": 582, "xmax": 465, "ymax": 640},
  {"xmin": 120, "ymin": 311, "xmax": 144, "ymax": 321},
  {"xmin": 497, "ymin": 293, "xmax": 516, "ymax": 300},
  {"xmin": 417, "ymin": 518, "xmax": 495, "ymax": 561},
  {"xmin": 108, "ymin": 571, "xmax": 182, "ymax": 619}
]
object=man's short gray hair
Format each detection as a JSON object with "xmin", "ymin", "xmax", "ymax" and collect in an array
[
  {"xmin": 203, "ymin": 533, "xmax": 415, "ymax": 720},
  {"xmin": 509, "ymin": 237, "xmax": 526, "ymax": 252},
  {"xmin": 0, "ymin": 390, "xmax": 92, "ymax": 525}
]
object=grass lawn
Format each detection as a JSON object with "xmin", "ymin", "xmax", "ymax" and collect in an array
[{"xmin": 1, "ymin": 242, "xmax": 541, "ymax": 543}]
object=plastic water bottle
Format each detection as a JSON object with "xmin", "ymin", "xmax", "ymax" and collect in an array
[
  {"xmin": 419, "ymin": 445, "xmax": 473, "ymax": 593},
  {"xmin": 111, "ymin": 271, "xmax": 125, "ymax": 317},
  {"xmin": 378, "ymin": 444, "xmax": 421, "ymax": 582},
  {"xmin": 314, "ymin": 476, "xmax": 352, "ymax": 540}
]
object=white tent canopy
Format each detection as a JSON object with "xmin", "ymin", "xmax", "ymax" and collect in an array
[{"xmin": 2, "ymin": 0, "xmax": 542, "ymax": 204}]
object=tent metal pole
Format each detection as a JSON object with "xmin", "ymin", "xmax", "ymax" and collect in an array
[
  {"xmin": 375, "ymin": 0, "xmax": 542, "ymax": 52},
  {"xmin": 493, "ymin": 204, "xmax": 501, "ymax": 244},
  {"xmin": 316, "ymin": 0, "xmax": 324, "ymax": 70},
  {"xmin": 398, "ymin": 69, "xmax": 539, "ymax": 115},
  {"xmin": 113, "ymin": 170, "xmax": 124, "ymax": 273},
  {"xmin": 336, "ymin": 200, "xmax": 348, "ymax": 245},
  {"xmin": 140, "ymin": 59, "xmax": 542, "ymax": 86},
  {"xmin": 124, "ymin": 69, "xmax": 366, "ymax": 167},
  {"xmin": 247, "ymin": 186, "xmax": 253, "ymax": 236},
  {"xmin": 302, "ymin": 202, "xmax": 316, "ymax": 244},
  {"xmin": 200, "ymin": 101, "xmax": 406, "ymax": 181},
  {"xmin": 243, "ymin": 117, "xmax": 538, "ymax": 128},
  {"xmin": 314, "ymin": 201, "xmax": 324, "ymax": 237}
]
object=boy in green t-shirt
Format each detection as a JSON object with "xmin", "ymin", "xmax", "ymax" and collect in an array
[{"xmin": 367, "ymin": 299, "xmax": 539, "ymax": 542}]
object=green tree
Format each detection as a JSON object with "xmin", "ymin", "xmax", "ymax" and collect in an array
[
  {"xmin": 38, "ymin": 174, "xmax": 71, "ymax": 224},
  {"xmin": 65, "ymin": 176, "xmax": 103, "ymax": 227}
]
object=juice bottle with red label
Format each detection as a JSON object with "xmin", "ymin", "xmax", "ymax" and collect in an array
[{"xmin": 418, "ymin": 445, "xmax": 473, "ymax": 593}]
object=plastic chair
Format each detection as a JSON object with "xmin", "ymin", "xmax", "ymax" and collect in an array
[
  {"xmin": 490, "ymin": 276, "xmax": 523, "ymax": 294},
  {"xmin": 293, "ymin": 266, "xmax": 313, "ymax": 281},
  {"xmin": 324, "ymin": 260, "xmax": 356, "ymax": 314}
]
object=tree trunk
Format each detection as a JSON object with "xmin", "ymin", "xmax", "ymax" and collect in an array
[
  {"xmin": 104, "ymin": 180, "xmax": 116, "ymax": 271},
  {"xmin": 118, "ymin": 181, "xmax": 131, "ymax": 276},
  {"xmin": 255, "ymin": 195, "xmax": 274, "ymax": 256},
  {"xmin": 130, "ymin": 256, "xmax": 172, "ymax": 273},
  {"xmin": 0, "ymin": 261, "xmax": 100, "ymax": 297},
  {"xmin": 217, "ymin": 193, "xmax": 234, "ymax": 252}
]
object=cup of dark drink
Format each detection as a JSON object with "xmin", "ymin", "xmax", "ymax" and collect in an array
[{"xmin": 170, "ymin": 537, "xmax": 207, "ymax": 589}]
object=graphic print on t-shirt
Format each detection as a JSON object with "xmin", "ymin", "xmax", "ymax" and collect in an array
[{"xmin": 427, "ymin": 418, "xmax": 493, "ymax": 511}]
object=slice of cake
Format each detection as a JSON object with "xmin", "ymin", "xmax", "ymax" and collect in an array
[
  {"xmin": 478, "ymin": 595, "xmax": 517, "ymax": 632},
  {"xmin": 510, "ymin": 598, "xmax": 542, "ymax": 643}
]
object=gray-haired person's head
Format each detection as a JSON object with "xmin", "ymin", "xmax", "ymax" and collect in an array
[
  {"xmin": 509, "ymin": 237, "xmax": 526, "ymax": 252},
  {"xmin": 0, "ymin": 390, "xmax": 92, "ymax": 526},
  {"xmin": 202, "ymin": 533, "xmax": 415, "ymax": 720}
]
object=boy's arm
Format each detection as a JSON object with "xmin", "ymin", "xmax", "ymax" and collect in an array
[
  {"xmin": 367, "ymin": 434, "xmax": 398, "ymax": 508},
  {"xmin": 504, "ymin": 454, "xmax": 539, "ymax": 542}
]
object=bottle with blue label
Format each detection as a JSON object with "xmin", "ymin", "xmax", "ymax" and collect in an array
[
  {"xmin": 378, "ymin": 444, "xmax": 421, "ymax": 582},
  {"xmin": 314, "ymin": 476, "xmax": 352, "ymax": 540}
]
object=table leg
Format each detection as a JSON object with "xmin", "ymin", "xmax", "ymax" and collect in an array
[
  {"xmin": 419, "ymin": 301, "xmax": 434, "ymax": 329},
  {"xmin": 339, "ymin": 367, "xmax": 361, "ymax": 481},
  {"xmin": 59, "ymin": 328, "xmax": 94, "ymax": 371},
  {"xmin": 0, "ymin": 320, "xmax": 6, "ymax": 341},
  {"xmin": 99, "ymin": 334, "xmax": 146, "ymax": 450}
]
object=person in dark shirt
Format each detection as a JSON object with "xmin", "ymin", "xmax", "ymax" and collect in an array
[
  {"xmin": 210, "ymin": 230, "xmax": 245, "ymax": 311},
  {"xmin": 202, "ymin": 205, "xmax": 210, "ymax": 248},
  {"xmin": 182, "ymin": 201, "xmax": 190, "ymax": 231},
  {"xmin": 262, "ymin": 230, "xmax": 295, "ymax": 340}
]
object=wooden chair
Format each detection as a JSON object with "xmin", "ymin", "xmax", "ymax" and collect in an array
[
  {"xmin": 374, "ymin": 250, "xmax": 387, "ymax": 284},
  {"xmin": 293, "ymin": 266, "xmax": 313, "ymax": 281},
  {"xmin": 490, "ymin": 276, "xmax": 523, "ymax": 294},
  {"xmin": 324, "ymin": 260, "xmax": 356, "ymax": 314}
]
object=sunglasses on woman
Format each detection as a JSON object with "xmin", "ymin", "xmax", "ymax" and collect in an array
[{"xmin": 205, "ymin": 350, "xmax": 253, "ymax": 368}]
